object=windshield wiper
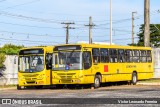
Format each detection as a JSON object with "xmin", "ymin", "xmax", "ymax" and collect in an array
[{"xmin": 66, "ymin": 50, "xmax": 75, "ymax": 65}]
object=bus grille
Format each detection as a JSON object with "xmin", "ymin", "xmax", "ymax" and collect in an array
[
  {"xmin": 61, "ymin": 80, "xmax": 71, "ymax": 83},
  {"xmin": 23, "ymin": 74, "xmax": 39, "ymax": 81},
  {"xmin": 25, "ymin": 78, "xmax": 37, "ymax": 81},
  {"xmin": 25, "ymin": 78, "xmax": 32, "ymax": 81},
  {"xmin": 57, "ymin": 73, "xmax": 75, "ymax": 81},
  {"xmin": 27, "ymin": 81, "xmax": 35, "ymax": 84},
  {"xmin": 23, "ymin": 74, "xmax": 39, "ymax": 77}
]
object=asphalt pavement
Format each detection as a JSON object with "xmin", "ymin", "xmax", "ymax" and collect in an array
[{"xmin": 0, "ymin": 82, "xmax": 160, "ymax": 107}]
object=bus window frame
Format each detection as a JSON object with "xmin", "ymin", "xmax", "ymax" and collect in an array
[
  {"xmin": 118, "ymin": 49, "xmax": 125, "ymax": 63},
  {"xmin": 125, "ymin": 49, "xmax": 133, "ymax": 63},
  {"xmin": 132, "ymin": 50, "xmax": 140, "ymax": 63},
  {"xmin": 140, "ymin": 50, "xmax": 147, "ymax": 63},
  {"xmin": 18, "ymin": 54, "xmax": 45, "ymax": 73},
  {"xmin": 109, "ymin": 49, "xmax": 118, "ymax": 63},
  {"xmin": 52, "ymin": 50, "xmax": 83, "ymax": 71},
  {"xmin": 146, "ymin": 50, "xmax": 152, "ymax": 63},
  {"xmin": 100, "ymin": 48, "xmax": 109, "ymax": 63},
  {"xmin": 92, "ymin": 48, "xmax": 100, "ymax": 64}
]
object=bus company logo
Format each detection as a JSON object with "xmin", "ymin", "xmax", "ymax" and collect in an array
[
  {"xmin": 2, "ymin": 99, "xmax": 11, "ymax": 104},
  {"xmin": 126, "ymin": 65, "xmax": 136, "ymax": 68}
]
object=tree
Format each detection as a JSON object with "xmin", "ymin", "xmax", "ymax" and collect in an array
[
  {"xmin": 137, "ymin": 24, "xmax": 160, "ymax": 47},
  {"xmin": 0, "ymin": 53, "xmax": 5, "ymax": 68},
  {"xmin": 0, "ymin": 44, "xmax": 24, "ymax": 68},
  {"xmin": 0, "ymin": 44, "xmax": 24, "ymax": 55}
]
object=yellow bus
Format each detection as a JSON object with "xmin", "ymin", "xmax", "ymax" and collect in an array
[
  {"xmin": 17, "ymin": 46, "xmax": 54, "ymax": 90},
  {"xmin": 52, "ymin": 43, "xmax": 153, "ymax": 88}
]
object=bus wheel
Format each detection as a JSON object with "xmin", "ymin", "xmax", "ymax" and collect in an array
[
  {"xmin": 17, "ymin": 85, "xmax": 21, "ymax": 90},
  {"xmin": 93, "ymin": 75, "xmax": 101, "ymax": 88},
  {"xmin": 131, "ymin": 72, "xmax": 137, "ymax": 85},
  {"xmin": 35, "ymin": 86, "xmax": 43, "ymax": 89}
]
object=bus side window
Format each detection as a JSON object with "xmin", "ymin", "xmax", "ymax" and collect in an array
[
  {"xmin": 132, "ymin": 50, "xmax": 140, "ymax": 62},
  {"xmin": 140, "ymin": 50, "xmax": 147, "ymax": 62},
  {"xmin": 100, "ymin": 48, "xmax": 109, "ymax": 63},
  {"xmin": 83, "ymin": 52, "xmax": 92, "ymax": 69},
  {"xmin": 118, "ymin": 49, "xmax": 125, "ymax": 62},
  {"xmin": 125, "ymin": 50, "xmax": 132, "ymax": 62},
  {"xmin": 109, "ymin": 49, "xmax": 117, "ymax": 63},
  {"xmin": 92, "ymin": 48, "xmax": 100, "ymax": 63},
  {"xmin": 147, "ymin": 50, "xmax": 152, "ymax": 62}
]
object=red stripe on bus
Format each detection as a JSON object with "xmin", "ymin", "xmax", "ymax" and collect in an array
[{"xmin": 104, "ymin": 65, "xmax": 108, "ymax": 72}]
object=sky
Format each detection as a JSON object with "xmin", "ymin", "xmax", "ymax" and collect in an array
[{"xmin": 0, "ymin": 0, "xmax": 159, "ymax": 47}]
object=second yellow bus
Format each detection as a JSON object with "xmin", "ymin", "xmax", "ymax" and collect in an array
[{"xmin": 52, "ymin": 43, "xmax": 153, "ymax": 88}]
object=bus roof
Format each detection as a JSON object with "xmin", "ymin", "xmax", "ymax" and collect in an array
[
  {"xmin": 54, "ymin": 43, "xmax": 151, "ymax": 50},
  {"xmin": 19, "ymin": 46, "xmax": 54, "ymax": 55},
  {"xmin": 20, "ymin": 46, "xmax": 54, "ymax": 50}
]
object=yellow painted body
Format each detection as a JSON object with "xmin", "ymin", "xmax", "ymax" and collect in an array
[
  {"xmin": 18, "ymin": 46, "xmax": 53, "ymax": 87},
  {"xmin": 52, "ymin": 44, "xmax": 153, "ymax": 85}
]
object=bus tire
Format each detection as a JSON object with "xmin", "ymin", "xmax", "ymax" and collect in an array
[
  {"xmin": 132, "ymin": 72, "xmax": 137, "ymax": 85},
  {"xmin": 17, "ymin": 85, "xmax": 21, "ymax": 90},
  {"xmin": 94, "ymin": 75, "xmax": 101, "ymax": 88}
]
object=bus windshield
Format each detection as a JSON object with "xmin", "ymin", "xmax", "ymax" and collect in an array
[
  {"xmin": 53, "ymin": 51, "xmax": 82, "ymax": 70},
  {"xmin": 19, "ymin": 55, "xmax": 44, "ymax": 72}
]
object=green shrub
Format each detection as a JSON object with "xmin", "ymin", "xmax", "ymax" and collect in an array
[
  {"xmin": 0, "ymin": 44, "xmax": 24, "ymax": 55},
  {"xmin": 0, "ymin": 44, "xmax": 24, "ymax": 68}
]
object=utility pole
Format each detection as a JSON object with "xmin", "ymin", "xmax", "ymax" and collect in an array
[
  {"xmin": 61, "ymin": 22, "xmax": 75, "ymax": 44},
  {"xmin": 110, "ymin": 0, "xmax": 112, "ymax": 45},
  {"xmin": 85, "ymin": 16, "xmax": 95, "ymax": 44},
  {"xmin": 144, "ymin": 0, "xmax": 150, "ymax": 47},
  {"xmin": 132, "ymin": 12, "xmax": 137, "ymax": 44}
]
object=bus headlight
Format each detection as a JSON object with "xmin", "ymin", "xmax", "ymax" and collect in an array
[
  {"xmin": 76, "ymin": 79, "xmax": 81, "ymax": 83},
  {"xmin": 20, "ymin": 77, "xmax": 25, "ymax": 81},
  {"xmin": 73, "ymin": 79, "xmax": 81, "ymax": 83}
]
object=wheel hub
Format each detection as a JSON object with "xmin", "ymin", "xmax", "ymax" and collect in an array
[{"xmin": 95, "ymin": 78, "xmax": 100, "ymax": 86}]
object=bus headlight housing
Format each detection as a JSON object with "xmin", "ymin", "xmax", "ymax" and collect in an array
[
  {"xmin": 72, "ymin": 79, "xmax": 81, "ymax": 83},
  {"xmin": 79, "ymin": 75, "xmax": 83, "ymax": 78},
  {"xmin": 20, "ymin": 77, "xmax": 25, "ymax": 81},
  {"xmin": 37, "ymin": 74, "xmax": 45, "ymax": 80}
]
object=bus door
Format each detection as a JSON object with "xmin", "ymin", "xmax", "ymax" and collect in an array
[
  {"xmin": 46, "ymin": 53, "xmax": 53, "ymax": 85},
  {"xmin": 83, "ymin": 50, "xmax": 94, "ymax": 83},
  {"xmin": 117, "ymin": 49, "xmax": 126, "ymax": 81},
  {"xmin": 52, "ymin": 53, "xmax": 59, "ymax": 69},
  {"xmin": 92, "ymin": 49, "xmax": 101, "ymax": 74}
]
